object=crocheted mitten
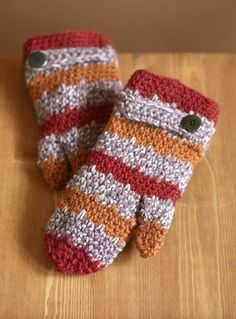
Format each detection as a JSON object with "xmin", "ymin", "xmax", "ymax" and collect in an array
[
  {"xmin": 44, "ymin": 70, "xmax": 219, "ymax": 274},
  {"xmin": 23, "ymin": 31, "xmax": 122, "ymax": 189},
  {"xmin": 122, "ymin": 70, "xmax": 219, "ymax": 257}
]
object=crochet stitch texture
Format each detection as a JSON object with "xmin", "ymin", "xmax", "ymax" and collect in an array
[
  {"xmin": 45, "ymin": 70, "xmax": 219, "ymax": 274},
  {"xmin": 24, "ymin": 30, "xmax": 122, "ymax": 189}
]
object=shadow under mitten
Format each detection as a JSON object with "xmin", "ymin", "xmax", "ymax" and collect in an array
[{"xmin": 23, "ymin": 30, "xmax": 122, "ymax": 189}]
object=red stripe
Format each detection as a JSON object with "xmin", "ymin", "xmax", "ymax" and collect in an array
[
  {"xmin": 39, "ymin": 102, "xmax": 113, "ymax": 137},
  {"xmin": 23, "ymin": 30, "xmax": 113, "ymax": 62},
  {"xmin": 126, "ymin": 70, "xmax": 219, "ymax": 124},
  {"xmin": 45, "ymin": 231, "xmax": 104, "ymax": 274},
  {"xmin": 85, "ymin": 150, "xmax": 181, "ymax": 202}
]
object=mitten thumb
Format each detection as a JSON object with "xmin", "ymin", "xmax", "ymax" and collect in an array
[{"xmin": 135, "ymin": 196, "xmax": 175, "ymax": 258}]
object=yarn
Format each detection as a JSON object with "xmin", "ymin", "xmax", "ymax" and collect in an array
[
  {"xmin": 45, "ymin": 70, "xmax": 219, "ymax": 273},
  {"xmin": 23, "ymin": 30, "xmax": 122, "ymax": 189}
]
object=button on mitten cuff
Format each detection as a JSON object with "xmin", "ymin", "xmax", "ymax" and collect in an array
[{"xmin": 23, "ymin": 30, "xmax": 122, "ymax": 189}]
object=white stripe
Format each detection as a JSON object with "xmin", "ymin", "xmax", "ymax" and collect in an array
[
  {"xmin": 32, "ymin": 80, "xmax": 122, "ymax": 121},
  {"xmin": 46, "ymin": 208, "xmax": 125, "ymax": 266},
  {"xmin": 115, "ymin": 89, "xmax": 216, "ymax": 150},
  {"xmin": 67, "ymin": 165, "xmax": 140, "ymax": 218},
  {"xmin": 140, "ymin": 196, "xmax": 175, "ymax": 229},
  {"xmin": 59, "ymin": 124, "xmax": 104, "ymax": 155},
  {"xmin": 95, "ymin": 131, "xmax": 193, "ymax": 191},
  {"xmin": 38, "ymin": 123, "xmax": 104, "ymax": 161},
  {"xmin": 38, "ymin": 134, "xmax": 65, "ymax": 161},
  {"xmin": 25, "ymin": 45, "xmax": 118, "ymax": 82}
]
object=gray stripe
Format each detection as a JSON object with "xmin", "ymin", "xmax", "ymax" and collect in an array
[
  {"xmin": 115, "ymin": 89, "xmax": 215, "ymax": 150},
  {"xmin": 96, "ymin": 132, "xmax": 193, "ymax": 191},
  {"xmin": 46, "ymin": 208, "xmax": 125, "ymax": 266},
  {"xmin": 59, "ymin": 123, "xmax": 104, "ymax": 155},
  {"xmin": 140, "ymin": 196, "xmax": 175, "ymax": 230},
  {"xmin": 38, "ymin": 123, "xmax": 104, "ymax": 161},
  {"xmin": 38, "ymin": 134, "xmax": 65, "ymax": 161},
  {"xmin": 32, "ymin": 80, "xmax": 122, "ymax": 121},
  {"xmin": 25, "ymin": 45, "xmax": 118, "ymax": 82},
  {"xmin": 67, "ymin": 165, "xmax": 140, "ymax": 218}
]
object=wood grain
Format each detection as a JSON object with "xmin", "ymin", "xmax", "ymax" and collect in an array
[{"xmin": 0, "ymin": 54, "xmax": 235, "ymax": 319}]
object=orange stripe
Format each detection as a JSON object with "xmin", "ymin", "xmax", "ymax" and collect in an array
[
  {"xmin": 40, "ymin": 155, "xmax": 69, "ymax": 189},
  {"xmin": 136, "ymin": 217, "xmax": 167, "ymax": 258},
  {"xmin": 28, "ymin": 62, "xmax": 120, "ymax": 100},
  {"xmin": 106, "ymin": 116, "xmax": 202, "ymax": 165},
  {"xmin": 58, "ymin": 187, "xmax": 136, "ymax": 242}
]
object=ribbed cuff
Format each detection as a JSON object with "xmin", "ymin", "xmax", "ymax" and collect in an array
[
  {"xmin": 23, "ymin": 30, "xmax": 113, "ymax": 62},
  {"xmin": 125, "ymin": 70, "xmax": 219, "ymax": 124}
]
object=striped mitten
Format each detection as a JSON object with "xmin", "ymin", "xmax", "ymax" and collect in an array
[
  {"xmin": 124, "ymin": 71, "xmax": 219, "ymax": 257},
  {"xmin": 45, "ymin": 70, "xmax": 219, "ymax": 274},
  {"xmin": 23, "ymin": 31, "xmax": 121, "ymax": 189}
]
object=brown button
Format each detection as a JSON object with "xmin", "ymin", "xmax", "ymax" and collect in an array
[
  {"xmin": 180, "ymin": 115, "xmax": 202, "ymax": 133},
  {"xmin": 28, "ymin": 51, "xmax": 46, "ymax": 68}
]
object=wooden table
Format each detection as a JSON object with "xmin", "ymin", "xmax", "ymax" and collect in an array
[{"xmin": 0, "ymin": 54, "xmax": 235, "ymax": 319}]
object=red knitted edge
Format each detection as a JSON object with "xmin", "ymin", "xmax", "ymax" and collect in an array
[
  {"xmin": 125, "ymin": 70, "xmax": 219, "ymax": 124},
  {"xmin": 45, "ymin": 231, "xmax": 104, "ymax": 274},
  {"xmin": 23, "ymin": 30, "xmax": 113, "ymax": 62},
  {"xmin": 39, "ymin": 101, "xmax": 113, "ymax": 137}
]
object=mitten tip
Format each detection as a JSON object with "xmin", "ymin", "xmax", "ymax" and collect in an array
[
  {"xmin": 45, "ymin": 231, "xmax": 104, "ymax": 274},
  {"xmin": 136, "ymin": 218, "xmax": 167, "ymax": 258}
]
